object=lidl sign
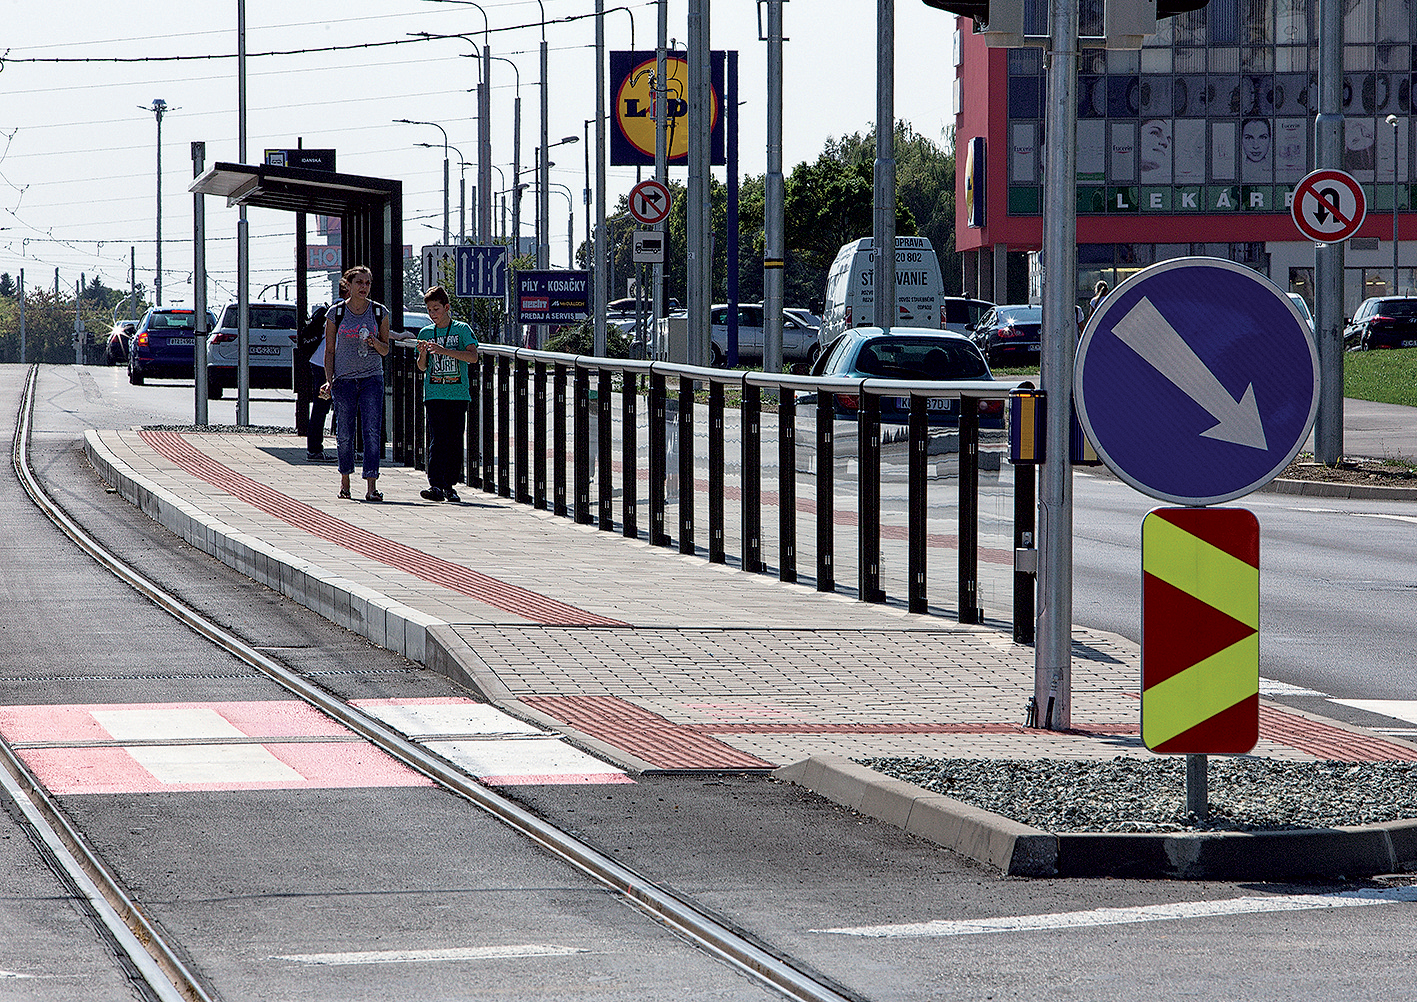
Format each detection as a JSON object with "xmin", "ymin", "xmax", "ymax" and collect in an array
[{"xmin": 610, "ymin": 50, "xmax": 726, "ymax": 167}]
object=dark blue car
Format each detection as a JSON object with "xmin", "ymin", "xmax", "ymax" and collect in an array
[
  {"xmin": 807, "ymin": 327, "xmax": 1003, "ymax": 425},
  {"xmin": 128, "ymin": 307, "xmax": 216, "ymax": 385}
]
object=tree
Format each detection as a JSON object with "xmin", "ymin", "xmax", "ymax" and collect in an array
[{"xmin": 0, "ymin": 273, "xmax": 15, "ymax": 298}]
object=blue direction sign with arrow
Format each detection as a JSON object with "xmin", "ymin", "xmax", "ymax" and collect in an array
[
  {"xmin": 456, "ymin": 244, "xmax": 508, "ymax": 299},
  {"xmin": 1074, "ymin": 257, "xmax": 1319, "ymax": 506}
]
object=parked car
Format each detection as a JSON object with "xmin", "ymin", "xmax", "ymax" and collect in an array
[
  {"xmin": 942, "ymin": 296, "xmax": 995, "ymax": 336},
  {"xmin": 708, "ymin": 303, "xmax": 821, "ymax": 367},
  {"xmin": 397, "ymin": 310, "xmax": 432, "ymax": 335},
  {"xmin": 128, "ymin": 307, "xmax": 217, "ymax": 385},
  {"xmin": 806, "ymin": 327, "xmax": 1001, "ymax": 425},
  {"xmin": 1286, "ymin": 292, "xmax": 1315, "ymax": 332},
  {"xmin": 205, "ymin": 302, "xmax": 300, "ymax": 398},
  {"xmin": 971, "ymin": 304, "xmax": 1043, "ymax": 366},
  {"xmin": 105, "ymin": 321, "xmax": 136, "ymax": 366},
  {"xmin": 1343, "ymin": 296, "xmax": 1417, "ymax": 350},
  {"xmin": 784, "ymin": 307, "xmax": 822, "ymax": 334}
]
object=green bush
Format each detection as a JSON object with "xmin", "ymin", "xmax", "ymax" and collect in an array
[{"xmin": 545, "ymin": 318, "xmax": 635, "ymax": 359}]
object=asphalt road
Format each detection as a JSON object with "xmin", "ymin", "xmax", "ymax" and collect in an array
[{"xmin": 4, "ymin": 363, "xmax": 1415, "ymax": 1001}]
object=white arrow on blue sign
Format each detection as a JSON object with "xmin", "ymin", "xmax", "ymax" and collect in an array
[
  {"xmin": 1074, "ymin": 257, "xmax": 1319, "ymax": 506},
  {"xmin": 456, "ymin": 245, "xmax": 508, "ymax": 299}
]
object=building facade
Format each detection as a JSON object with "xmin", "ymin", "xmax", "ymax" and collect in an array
[{"xmin": 954, "ymin": 0, "xmax": 1414, "ymax": 313}]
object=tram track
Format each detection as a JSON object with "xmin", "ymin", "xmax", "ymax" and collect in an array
[{"xmin": 5, "ymin": 365, "xmax": 862, "ymax": 1002}]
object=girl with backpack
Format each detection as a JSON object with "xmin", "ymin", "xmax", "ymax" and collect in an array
[{"xmin": 321, "ymin": 265, "xmax": 390, "ymax": 501}]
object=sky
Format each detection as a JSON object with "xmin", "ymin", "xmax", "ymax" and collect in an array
[{"xmin": 0, "ymin": 0, "xmax": 958, "ymax": 311}]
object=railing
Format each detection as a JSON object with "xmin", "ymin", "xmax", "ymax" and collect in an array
[{"xmin": 390, "ymin": 343, "xmax": 1035, "ymax": 637}]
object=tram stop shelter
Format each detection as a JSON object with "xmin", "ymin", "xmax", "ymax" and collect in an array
[{"xmin": 189, "ymin": 161, "xmax": 403, "ymax": 433}]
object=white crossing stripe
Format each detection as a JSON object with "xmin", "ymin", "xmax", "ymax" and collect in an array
[
  {"xmin": 126, "ymin": 744, "xmax": 302, "ymax": 785},
  {"xmin": 275, "ymin": 944, "xmax": 589, "ymax": 965},
  {"xmin": 816, "ymin": 886, "xmax": 1417, "ymax": 938},
  {"xmin": 426, "ymin": 738, "xmax": 626, "ymax": 781},
  {"xmin": 91, "ymin": 707, "xmax": 244, "ymax": 741},
  {"xmin": 1332, "ymin": 699, "xmax": 1417, "ymax": 726},
  {"xmin": 357, "ymin": 701, "xmax": 547, "ymax": 737}
]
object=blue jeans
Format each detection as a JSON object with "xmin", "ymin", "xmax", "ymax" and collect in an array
[{"xmin": 333, "ymin": 373, "xmax": 383, "ymax": 480}]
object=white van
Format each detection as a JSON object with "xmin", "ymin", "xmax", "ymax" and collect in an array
[{"xmin": 821, "ymin": 236, "xmax": 947, "ymax": 346}]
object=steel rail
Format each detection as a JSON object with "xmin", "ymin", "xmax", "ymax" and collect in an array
[
  {"xmin": 11, "ymin": 365, "xmax": 862, "ymax": 1002},
  {"xmin": 6, "ymin": 365, "xmax": 211, "ymax": 1002}
]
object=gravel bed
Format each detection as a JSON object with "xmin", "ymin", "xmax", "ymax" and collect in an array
[{"xmin": 859, "ymin": 757, "xmax": 1417, "ymax": 833}]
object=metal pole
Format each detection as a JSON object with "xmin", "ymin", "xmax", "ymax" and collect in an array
[
  {"xmin": 762, "ymin": 0, "xmax": 784, "ymax": 378},
  {"xmin": 594, "ymin": 0, "xmax": 608, "ymax": 358},
  {"xmin": 1185, "ymin": 754, "xmax": 1208, "ymax": 819},
  {"xmin": 873, "ymin": 0, "xmax": 895, "ymax": 332},
  {"xmin": 653, "ymin": 0, "xmax": 667, "ymax": 346},
  {"xmin": 1035, "ymin": 0, "xmax": 1079, "ymax": 731},
  {"xmin": 193, "ymin": 141, "xmax": 209, "ymax": 425},
  {"xmin": 538, "ymin": 3, "xmax": 550, "ymax": 349},
  {"xmin": 154, "ymin": 103, "xmax": 164, "ymax": 308},
  {"xmin": 1389, "ymin": 114, "xmax": 1401, "ymax": 294},
  {"xmin": 1313, "ymin": 0, "xmax": 1344, "ymax": 465},
  {"xmin": 480, "ymin": 45, "xmax": 493, "ymax": 243},
  {"xmin": 686, "ymin": 0, "xmax": 710, "ymax": 367},
  {"xmin": 237, "ymin": 0, "xmax": 250, "ymax": 427},
  {"xmin": 17, "ymin": 269, "xmax": 24, "ymax": 364}
]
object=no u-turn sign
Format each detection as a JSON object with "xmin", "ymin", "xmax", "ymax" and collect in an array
[{"xmin": 1291, "ymin": 168, "xmax": 1367, "ymax": 243}]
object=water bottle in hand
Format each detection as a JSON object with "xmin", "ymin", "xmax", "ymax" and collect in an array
[{"xmin": 358, "ymin": 327, "xmax": 370, "ymax": 358}]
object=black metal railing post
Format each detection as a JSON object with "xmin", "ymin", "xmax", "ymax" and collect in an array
[
  {"xmin": 598, "ymin": 368, "xmax": 614, "ymax": 531},
  {"xmin": 496, "ymin": 355, "xmax": 511, "ymax": 497},
  {"xmin": 480, "ymin": 356, "xmax": 494, "ymax": 493},
  {"xmin": 553, "ymin": 363, "xmax": 567, "ymax": 516},
  {"xmin": 816, "ymin": 390, "xmax": 834, "ymax": 592},
  {"xmin": 515, "ymin": 357, "xmax": 530, "ymax": 503},
  {"xmin": 708, "ymin": 379, "xmax": 725, "ymax": 563},
  {"xmin": 678, "ymin": 375, "xmax": 694, "ymax": 555},
  {"xmin": 622, "ymin": 372, "xmax": 638, "ymax": 538},
  {"xmin": 467, "ymin": 362, "xmax": 481, "ymax": 489},
  {"xmin": 908, "ymin": 394, "xmax": 929, "ymax": 614},
  {"xmin": 778, "ymin": 387, "xmax": 797, "ymax": 583},
  {"xmin": 649, "ymin": 371, "xmax": 668, "ymax": 546},
  {"xmin": 741, "ymin": 380, "xmax": 762, "ymax": 573},
  {"xmin": 574, "ymin": 365, "xmax": 592, "ymax": 524},
  {"xmin": 533, "ymin": 361, "xmax": 547, "ymax": 508},
  {"xmin": 859, "ymin": 388, "xmax": 882, "ymax": 602},
  {"xmin": 958, "ymin": 395, "xmax": 980, "ymax": 623}
]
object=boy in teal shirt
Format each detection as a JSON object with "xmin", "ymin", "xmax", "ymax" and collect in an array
[{"xmin": 416, "ymin": 286, "xmax": 479, "ymax": 502}]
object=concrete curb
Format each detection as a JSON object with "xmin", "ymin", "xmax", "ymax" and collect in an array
[
  {"xmin": 1264, "ymin": 476, "xmax": 1417, "ymax": 501},
  {"xmin": 776, "ymin": 755, "xmax": 1417, "ymax": 880}
]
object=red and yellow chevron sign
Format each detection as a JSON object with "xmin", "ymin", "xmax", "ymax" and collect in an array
[{"xmin": 1141, "ymin": 507, "xmax": 1259, "ymax": 754}]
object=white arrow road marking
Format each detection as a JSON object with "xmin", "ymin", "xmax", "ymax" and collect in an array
[
  {"xmin": 815, "ymin": 886, "xmax": 1417, "ymax": 938},
  {"xmin": 275, "ymin": 945, "xmax": 590, "ymax": 966},
  {"xmin": 1111, "ymin": 296, "xmax": 1269, "ymax": 451}
]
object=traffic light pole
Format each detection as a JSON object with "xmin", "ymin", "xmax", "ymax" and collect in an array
[{"xmin": 1035, "ymin": 0, "xmax": 1079, "ymax": 730}]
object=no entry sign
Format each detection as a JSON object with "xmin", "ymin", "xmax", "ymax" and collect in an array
[{"xmin": 1291, "ymin": 168, "xmax": 1367, "ymax": 243}]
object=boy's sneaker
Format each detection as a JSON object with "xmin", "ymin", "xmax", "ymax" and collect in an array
[
  {"xmin": 443, "ymin": 488, "xmax": 460, "ymax": 503},
  {"xmin": 420, "ymin": 487, "xmax": 446, "ymax": 502},
  {"xmin": 307, "ymin": 452, "xmax": 333, "ymax": 462}
]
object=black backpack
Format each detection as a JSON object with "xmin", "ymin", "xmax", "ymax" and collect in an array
[{"xmin": 296, "ymin": 305, "xmax": 328, "ymax": 364}]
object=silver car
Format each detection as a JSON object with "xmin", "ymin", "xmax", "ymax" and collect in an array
[
  {"xmin": 206, "ymin": 302, "xmax": 299, "ymax": 398},
  {"xmin": 709, "ymin": 303, "xmax": 821, "ymax": 367}
]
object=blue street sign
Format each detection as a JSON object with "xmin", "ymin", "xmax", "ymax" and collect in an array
[
  {"xmin": 1074, "ymin": 257, "xmax": 1319, "ymax": 506},
  {"xmin": 456, "ymin": 245, "xmax": 508, "ymax": 299}
]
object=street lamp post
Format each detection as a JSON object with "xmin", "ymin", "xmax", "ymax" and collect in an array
[
  {"xmin": 140, "ymin": 98, "xmax": 171, "ymax": 306},
  {"xmin": 419, "ymin": 142, "xmax": 469, "ymax": 243},
  {"xmin": 550, "ymin": 183, "xmax": 575, "ymax": 267},
  {"xmin": 1388, "ymin": 113, "xmax": 1402, "ymax": 294},
  {"xmin": 396, "ymin": 118, "xmax": 451, "ymax": 243}
]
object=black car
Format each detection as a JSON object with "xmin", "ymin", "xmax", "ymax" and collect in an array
[
  {"xmin": 105, "ymin": 321, "xmax": 136, "ymax": 366},
  {"xmin": 128, "ymin": 307, "xmax": 216, "ymax": 384},
  {"xmin": 971, "ymin": 304, "xmax": 1042, "ymax": 366},
  {"xmin": 807, "ymin": 327, "xmax": 1001, "ymax": 426},
  {"xmin": 1344, "ymin": 296, "xmax": 1417, "ymax": 350}
]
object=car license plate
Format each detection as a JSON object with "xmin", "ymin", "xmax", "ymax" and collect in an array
[
  {"xmin": 1402, "ymin": 340, "xmax": 1417, "ymax": 348},
  {"xmin": 893, "ymin": 397, "xmax": 952, "ymax": 411},
  {"xmin": 249, "ymin": 345, "xmax": 282, "ymax": 355},
  {"xmin": 169, "ymin": 337, "xmax": 195, "ymax": 346}
]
